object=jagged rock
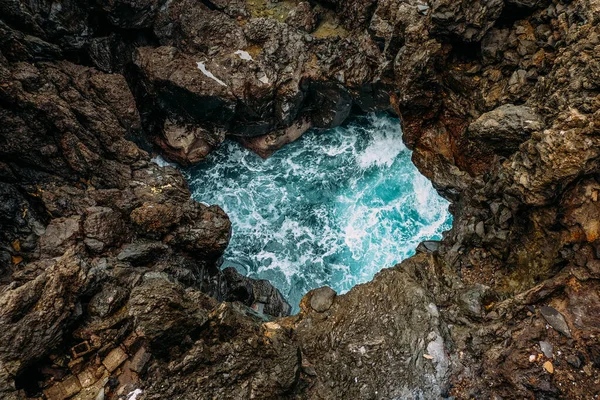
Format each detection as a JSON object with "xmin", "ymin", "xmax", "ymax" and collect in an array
[
  {"xmin": 88, "ymin": 285, "xmax": 128, "ymax": 319},
  {"xmin": 84, "ymin": 207, "xmax": 126, "ymax": 252},
  {"xmin": 97, "ymin": 0, "xmax": 164, "ymax": 29},
  {"xmin": 430, "ymin": 0, "xmax": 504, "ymax": 42},
  {"xmin": 102, "ymin": 347, "xmax": 128, "ymax": 373},
  {"xmin": 540, "ymin": 306, "xmax": 572, "ymax": 338},
  {"xmin": 221, "ymin": 267, "xmax": 291, "ymax": 317},
  {"xmin": 1, "ymin": 0, "xmax": 600, "ymax": 399},
  {"xmin": 468, "ymin": 104, "xmax": 544, "ymax": 156},
  {"xmin": 0, "ymin": 248, "xmax": 89, "ymax": 371},
  {"xmin": 39, "ymin": 217, "xmax": 82, "ymax": 257},
  {"xmin": 296, "ymin": 256, "xmax": 452, "ymax": 399},
  {"xmin": 127, "ymin": 275, "xmax": 210, "ymax": 345},
  {"xmin": 539, "ymin": 341, "xmax": 553, "ymax": 358},
  {"xmin": 157, "ymin": 120, "xmax": 225, "ymax": 165},
  {"xmin": 417, "ymin": 240, "xmax": 441, "ymax": 253},
  {"xmin": 286, "ymin": 2, "xmax": 318, "ymax": 33},
  {"xmin": 116, "ymin": 241, "xmax": 169, "ymax": 265},
  {"xmin": 308, "ymin": 81, "xmax": 353, "ymax": 128}
]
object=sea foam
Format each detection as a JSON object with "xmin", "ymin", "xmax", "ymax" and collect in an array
[{"xmin": 185, "ymin": 114, "xmax": 452, "ymax": 311}]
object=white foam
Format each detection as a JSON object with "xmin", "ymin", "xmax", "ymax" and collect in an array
[
  {"xmin": 196, "ymin": 61, "xmax": 227, "ymax": 86},
  {"xmin": 356, "ymin": 119, "xmax": 406, "ymax": 168},
  {"xmin": 151, "ymin": 155, "xmax": 174, "ymax": 167}
]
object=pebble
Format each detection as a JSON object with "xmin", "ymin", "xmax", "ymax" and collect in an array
[
  {"xmin": 539, "ymin": 341, "xmax": 553, "ymax": 358},
  {"xmin": 543, "ymin": 361, "xmax": 554, "ymax": 374}
]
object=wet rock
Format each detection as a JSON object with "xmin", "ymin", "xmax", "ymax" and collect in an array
[
  {"xmin": 309, "ymin": 286, "xmax": 337, "ymax": 312},
  {"xmin": 237, "ymin": 118, "xmax": 312, "ymax": 158},
  {"xmin": 540, "ymin": 306, "xmax": 572, "ymax": 338},
  {"xmin": 417, "ymin": 240, "xmax": 441, "ymax": 254},
  {"xmin": 157, "ymin": 120, "xmax": 224, "ymax": 165},
  {"xmin": 308, "ymin": 82, "xmax": 353, "ymax": 129},
  {"xmin": 1, "ymin": 0, "xmax": 600, "ymax": 398},
  {"xmin": 221, "ymin": 267, "xmax": 291, "ymax": 317},
  {"xmin": 168, "ymin": 202, "xmax": 231, "ymax": 259}
]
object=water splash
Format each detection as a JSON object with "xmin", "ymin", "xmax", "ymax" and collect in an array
[{"xmin": 185, "ymin": 114, "xmax": 452, "ymax": 311}]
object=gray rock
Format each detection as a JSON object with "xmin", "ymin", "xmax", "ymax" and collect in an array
[
  {"xmin": 117, "ymin": 241, "xmax": 169, "ymax": 266},
  {"xmin": 467, "ymin": 104, "xmax": 543, "ymax": 157},
  {"xmin": 458, "ymin": 285, "xmax": 490, "ymax": 318},
  {"xmin": 539, "ymin": 341, "xmax": 553, "ymax": 358},
  {"xmin": 309, "ymin": 287, "xmax": 337, "ymax": 313},
  {"xmin": 286, "ymin": 2, "xmax": 318, "ymax": 33},
  {"xmin": 417, "ymin": 240, "xmax": 441, "ymax": 253},
  {"xmin": 540, "ymin": 306, "xmax": 572, "ymax": 338},
  {"xmin": 221, "ymin": 267, "xmax": 292, "ymax": 317}
]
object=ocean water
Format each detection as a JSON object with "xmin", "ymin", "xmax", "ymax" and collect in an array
[{"xmin": 184, "ymin": 114, "xmax": 452, "ymax": 311}]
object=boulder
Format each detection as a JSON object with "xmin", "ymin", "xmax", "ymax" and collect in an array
[
  {"xmin": 308, "ymin": 286, "xmax": 337, "ymax": 312},
  {"xmin": 220, "ymin": 267, "xmax": 291, "ymax": 317},
  {"xmin": 467, "ymin": 104, "xmax": 543, "ymax": 156},
  {"xmin": 39, "ymin": 217, "xmax": 82, "ymax": 257},
  {"xmin": 83, "ymin": 207, "xmax": 126, "ymax": 252},
  {"xmin": 127, "ymin": 275, "xmax": 209, "ymax": 346}
]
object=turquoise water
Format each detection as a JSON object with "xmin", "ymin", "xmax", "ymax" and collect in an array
[{"xmin": 183, "ymin": 114, "xmax": 452, "ymax": 311}]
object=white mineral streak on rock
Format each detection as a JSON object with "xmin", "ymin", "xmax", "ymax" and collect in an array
[
  {"xmin": 426, "ymin": 333, "xmax": 450, "ymax": 379},
  {"xmin": 259, "ymin": 74, "xmax": 269, "ymax": 84},
  {"xmin": 196, "ymin": 62, "xmax": 227, "ymax": 86},
  {"xmin": 235, "ymin": 50, "xmax": 253, "ymax": 61},
  {"xmin": 127, "ymin": 389, "xmax": 143, "ymax": 400}
]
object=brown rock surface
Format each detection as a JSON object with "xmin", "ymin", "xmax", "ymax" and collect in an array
[{"xmin": 0, "ymin": 0, "xmax": 599, "ymax": 399}]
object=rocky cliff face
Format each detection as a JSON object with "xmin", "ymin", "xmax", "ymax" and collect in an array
[{"xmin": 1, "ymin": 0, "xmax": 599, "ymax": 399}]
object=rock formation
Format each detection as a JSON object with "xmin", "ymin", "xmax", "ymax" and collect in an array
[{"xmin": 0, "ymin": 0, "xmax": 599, "ymax": 399}]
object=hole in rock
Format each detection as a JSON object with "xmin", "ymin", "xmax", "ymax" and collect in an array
[{"xmin": 181, "ymin": 113, "xmax": 453, "ymax": 312}]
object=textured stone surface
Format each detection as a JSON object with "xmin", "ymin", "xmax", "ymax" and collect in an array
[{"xmin": 0, "ymin": 0, "xmax": 599, "ymax": 399}]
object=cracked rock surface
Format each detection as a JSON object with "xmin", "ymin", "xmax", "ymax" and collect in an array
[{"xmin": 0, "ymin": 0, "xmax": 599, "ymax": 399}]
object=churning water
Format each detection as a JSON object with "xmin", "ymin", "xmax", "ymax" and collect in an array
[{"xmin": 184, "ymin": 114, "xmax": 452, "ymax": 311}]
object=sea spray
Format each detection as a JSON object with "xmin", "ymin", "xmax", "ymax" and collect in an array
[{"xmin": 185, "ymin": 114, "xmax": 453, "ymax": 311}]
